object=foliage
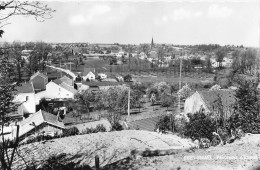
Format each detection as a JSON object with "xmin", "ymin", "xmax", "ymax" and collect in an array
[
  {"xmin": 124, "ymin": 74, "xmax": 132, "ymax": 82},
  {"xmin": 160, "ymin": 92, "xmax": 175, "ymax": 111},
  {"xmin": 183, "ymin": 113, "xmax": 216, "ymax": 141},
  {"xmin": 155, "ymin": 115, "xmax": 172, "ymax": 132},
  {"xmin": 231, "ymin": 48, "xmax": 257, "ymax": 74},
  {"xmin": 112, "ymin": 122, "xmax": 124, "ymax": 131},
  {"xmin": 177, "ymin": 84, "xmax": 192, "ymax": 100},
  {"xmin": 232, "ymin": 77, "xmax": 260, "ymax": 133},
  {"xmin": 0, "ymin": 2, "xmax": 55, "ymax": 169},
  {"xmin": 62, "ymin": 127, "xmax": 79, "ymax": 137},
  {"xmin": 215, "ymin": 48, "xmax": 226, "ymax": 69},
  {"xmin": 209, "ymin": 84, "xmax": 221, "ymax": 91},
  {"xmin": 81, "ymin": 124, "xmax": 107, "ymax": 134}
]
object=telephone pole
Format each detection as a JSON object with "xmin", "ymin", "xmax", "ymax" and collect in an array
[{"xmin": 178, "ymin": 49, "xmax": 183, "ymax": 113}]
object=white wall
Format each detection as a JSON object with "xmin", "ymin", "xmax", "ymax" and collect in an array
[
  {"xmin": 184, "ymin": 92, "xmax": 209, "ymax": 115},
  {"xmin": 83, "ymin": 72, "xmax": 95, "ymax": 81},
  {"xmin": 13, "ymin": 93, "xmax": 36, "ymax": 114},
  {"xmin": 46, "ymin": 82, "xmax": 74, "ymax": 99}
]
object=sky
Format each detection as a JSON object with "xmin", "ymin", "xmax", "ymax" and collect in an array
[{"xmin": 1, "ymin": 0, "xmax": 260, "ymax": 47}]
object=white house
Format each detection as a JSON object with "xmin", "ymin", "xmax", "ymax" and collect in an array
[
  {"xmin": 13, "ymin": 82, "xmax": 36, "ymax": 116},
  {"xmin": 82, "ymin": 68, "xmax": 96, "ymax": 81},
  {"xmin": 98, "ymin": 73, "xmax": 107, "ymax": 80},
  {"xmin": 45, "ymin": 80, "xmax": 77, "ymax": 99}
]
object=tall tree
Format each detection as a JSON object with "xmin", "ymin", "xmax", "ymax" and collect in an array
[
  {"xmin": 0, "ymin": 1, "xmax": 55, "ymax": 169},
  {"xmin": 215, "ymin": 48, "xmax": 226, "ymax": 69}
]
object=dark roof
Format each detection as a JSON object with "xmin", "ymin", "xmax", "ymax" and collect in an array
[
  {"xmin": 198, "ymin": 90, "xmax": 236, "ymax": 113},
  {"xmin": 53, "ymin": 79, "xmax": 62, "ymax": 85},
  {"xmin": 82, "ymin": 81, "xmax": 129, "ymax": 87},
  {"xmin": 41, "ymin": 110, "xmax": 65, "ymax": 128},
  {"xmin": 82, "ymin": 68, "xmax": 95, "ymax": 76},
  {"xmin": 59, "ymin": 82, "xmax": 77, "ymax": 94},
  {"xmin": 16, "ymin": 83, "xmax": 34, "ymax": 93},
  {"xmin": 30, "ymin": 71, "xmax": 48, "ymax": 81},
  {"xmin": 60, "ymin": 75, "xmax": 73, "ymax": 86}
]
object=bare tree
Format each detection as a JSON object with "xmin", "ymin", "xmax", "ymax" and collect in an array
[{"xmin": 0, "ymin": 1, "xmax": 55, "ymax": 170}]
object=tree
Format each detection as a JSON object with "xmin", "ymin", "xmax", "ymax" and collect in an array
[
  {"xmin": 0, "ymin": 55, "xmax": 19, "ymax": 170},
  {"xmin": 233, "ymin": 76, "xmax": 260, "ymax": 133},
  {"xmin": 124, "ymin": 74, "xmax": 132, "ymax": 82},
  {"xmin": 204, "ymin": 56, "xmax": 212, "ymax": 73},
  {"xmin": 0, "ymin": 1, "xmax": 55, "ymax": 169},
  {"xmin": 139, "ymin": 44, "xmax": 150, "ymax": 57},
  {"xmin": 157, "ymin": 46, "xmax": 165, "ymax": 68},
  {"xmin": 0, "ymin": 1, "xmax": 55, "ymax": 36},
  {"xmin": 215, "ymin": 48, "xmax": 226, "ymax": 69},
  {"xmin": 161, "ymin": 92, "xmax": 175, "ymax": 111}
]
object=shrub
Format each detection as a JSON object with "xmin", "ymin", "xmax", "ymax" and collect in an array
[
  {"xmin": 156, "ymin": 115, "xmax": 172, "ymax": 132},
  {"xmin": 82, "ymin": 124, "xmax": 107, "ymax": 134},
  {"xmin": 112, "ymin": 122, "xmax": 123, "ymax": 131},
  {"xmin": 63, "ymin": 126, "xmax": 79, "ymax": 137},
  {"xmin": 183, "ymin": 113, "xmax": 216, "ymax": 141},
  {"xmin": 96, "ymin": 124, "xmax": 106, "ymax": 132}
]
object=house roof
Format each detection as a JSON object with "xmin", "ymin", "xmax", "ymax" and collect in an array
[
  {"xmin": 198, "ymin": 90, "xmax": 236, "ymax": 113},
  {"xmin": 59, "ymin": 82, "xmax": 77, "ymax": 94},
  {"xmin": 82, "ymin": 68, "xmax": 95, "ymax": 76},
  {"xmin": 53, "ymin": 79, "xmax": 63, "ymax": 85},
  {"xmin": 16, "ymin": 82, "xmax": 34, "ymax": 93},
  {"xmin": 60, "ymin": 75, "xmax": 73, "ymax": 86},
  {"xmin": 30, "ymin": 71, "xmax": 48, "ymax": 81},
  {"xmin": 19, "ymin": 110, "xmax": 65, "ymax": 137},
  {"xmin": 82, "ymin": 81, "xmax": 128, "ymax": 87}
]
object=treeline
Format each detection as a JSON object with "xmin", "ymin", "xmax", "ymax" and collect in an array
[{"xmin": 0, "ymin": 41, "xmax": 52, "ymax": 82}]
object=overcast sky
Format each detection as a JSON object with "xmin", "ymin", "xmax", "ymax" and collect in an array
[{"xmin": 1, "ymin": 0, "xmax": 259, "ymax": 47}]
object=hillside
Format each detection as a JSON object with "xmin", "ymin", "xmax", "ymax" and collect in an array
[{"xmin": 12, "ymin": 130, "xmax": 196, "ymax": 169}]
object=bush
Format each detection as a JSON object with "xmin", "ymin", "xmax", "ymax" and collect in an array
[
  {"xmin": 63, "ymin": 127, "xmax": 79, "ymax": 137},
  {"xmin": 112, "ymin": 122, "xmax": 123, "ymax": 131},
  {"xmin": 156, "ymin": 115, "xmax": 172, "ymax": 132},
  {"xmin": 183, "ymin": 113, "xmax": 216, "ymax": 141},
  {"xmin": 81, "ymin": 124, "xmax": 107, "ymax": 134}
]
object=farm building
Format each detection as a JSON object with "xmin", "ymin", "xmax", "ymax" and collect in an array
[
  {"xmin": 19, "ymin": 110, "xmax": 65, "ymax": 141},
  {"xmin": 184, "ymin": 90, "xmax": 236, "ymax": 120}
]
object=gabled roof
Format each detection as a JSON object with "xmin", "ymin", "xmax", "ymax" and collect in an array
[
  {"xmin": 19, "ymin": 110, "xmax": 65, "ymax": 137},
  {"xmin": 60, "ymin": 75, "xmax": 73, "ymax": 86},
  {"xmin": 82, "ymin": 81, "xmax": 129, "ymax": 87},
  {"xmin": 53, "ymin": 79, "xmax": 62, "ymax": 85},
  {"xmin": 30, "ymin": 71, "xmax": 48, "ymax": 81},
  {"xmin": 198, "ymin": 90, "xmax": 236, "ymax": 113},
  {"xmin": 59, "ymin": 82, "xmax": 77, "ymax": 94},
  {"xmin": 83, "ymin": 68, "xmax": 95, "ymax": 76},
  {"xmin": 16, "ymin": 82, "xmax": 34, "ymax": 93}
]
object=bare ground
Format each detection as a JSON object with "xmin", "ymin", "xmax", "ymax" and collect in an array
[{"xmin": 104, "ymin": 134, "xmax": 260, "ymax": 170}]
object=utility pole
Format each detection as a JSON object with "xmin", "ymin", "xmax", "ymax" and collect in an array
[
  {"xmin": 127, "ymin": 86, "xmax": 130, "ymax": 121},
  {"xmin": 178, "ymin": 49, "xmax": 183, "ymax": 114}
]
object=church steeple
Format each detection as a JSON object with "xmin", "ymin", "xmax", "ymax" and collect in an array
[{"xmin": 151, "ymin": 37, "xmax": 154, "ymax": 49}]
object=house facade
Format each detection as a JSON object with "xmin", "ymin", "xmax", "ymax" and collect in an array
[
  {"xmin": 13, "ymin": 82, "xmax": 36, "ymax": 116},
  {"xmin": 45, "ymin": 81, "xmax": 77, "ymax": 99},
  {"xmin": 82, "ymin": 68, "xmax": 96, "ymax": 81},
  {"xmin": 184, "ymin": 90, "xmax": 236, "ymax": 120},
  {"xmin": 98, "ymin": 73, "xmax": 107, "ymax": 80}
]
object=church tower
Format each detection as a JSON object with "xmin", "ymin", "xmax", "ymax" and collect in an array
[{"xmin": 151, "ymin": 37, "xmax": 154, "ymax": 49}]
